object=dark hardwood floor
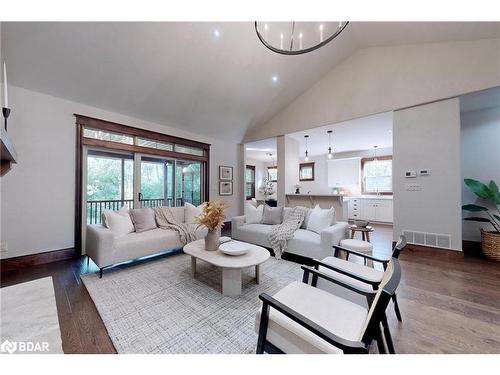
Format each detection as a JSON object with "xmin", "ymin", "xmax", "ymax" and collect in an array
[{"xmin": 1, "ymin": 224, "xmax": 499, "ymax": 354}]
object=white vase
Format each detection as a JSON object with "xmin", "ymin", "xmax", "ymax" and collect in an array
[{"xmin": 205, "ymin": 229, "xmax": 220, "ymax": 251}]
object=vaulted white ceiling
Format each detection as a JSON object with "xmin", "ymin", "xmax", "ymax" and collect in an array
[{"xmin": 3, "ymin": 22, "xmax": 500, "ymax": 142}]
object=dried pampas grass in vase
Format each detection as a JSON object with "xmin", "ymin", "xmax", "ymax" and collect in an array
[{"xmin": 195, "ymin": 200, "xmax": 229, "ymax": 251}]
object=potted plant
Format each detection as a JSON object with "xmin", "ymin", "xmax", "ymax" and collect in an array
[
  {"xmin": 259, "ymin": 178, "xmax": 276, "ymax": 200},
  {"xmin": 195, "ymin": 200, "xmax": 229, "ymax": 251},
  {"xmin": 462, "ymin": 178, "xmax": 500, "ymax": 261}
]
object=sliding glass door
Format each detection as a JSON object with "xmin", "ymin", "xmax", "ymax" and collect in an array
[
  {"xmin": 86, "ymin": 150, "xmax": 134, "ymax": 224},
  {"xmin": 85, "ymin": 151, "xmax": 205, "ymax": 225},
  {"xmin": 175, "ymin": 160, "xmax": 202, "ymax": 206},
  {"xmin": 139, "ymin": 157, "xmax": 174, "ymax": 207}
]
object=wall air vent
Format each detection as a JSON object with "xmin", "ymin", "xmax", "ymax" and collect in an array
[{"xmin": 401, "ymin": 230, "xmax": 452, "ymax": 249}]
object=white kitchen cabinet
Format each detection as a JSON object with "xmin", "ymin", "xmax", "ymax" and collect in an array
[
  {"xmin": 327, "ymin": 158, "xmax": 360, "ymax": 187},
  {"xmin": 347, "ymin": 197, "xmax": 393, "ymax": 223},
  {"xmin": 347, "ymin": 198, "xmax": 361, "ymax": 220},
  {"xmin": 374, "ymin": 199, "xmax": 393, "ymax": 223}
]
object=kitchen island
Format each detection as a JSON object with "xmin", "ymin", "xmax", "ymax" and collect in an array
[{"xmin": 285, "ymin": 194, "xmax": 348, "ymax": 221}]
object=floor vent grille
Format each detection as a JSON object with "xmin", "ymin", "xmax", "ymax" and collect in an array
[{"xmin": 401, "ymin": 230, "xmax": 451, "ymax": 249}]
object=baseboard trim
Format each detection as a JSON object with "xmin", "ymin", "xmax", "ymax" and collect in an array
[{"xmin": 1, "ymin": 248, "xmax": 77, "ymax": 272}]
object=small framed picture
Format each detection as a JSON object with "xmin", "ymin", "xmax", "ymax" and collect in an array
[
  {"xmin": 219, "ymin": 166, "xmax": 233, "ymax": 181},
  {"xmin": 219, "ymin": 181, "xmax": 233, "ymax": 196}
]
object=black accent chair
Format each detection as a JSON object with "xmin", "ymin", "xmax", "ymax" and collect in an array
[
  {"xmin": 256, "ymin": 258, "xmax": 402, "ymax": 354},
  {"xmin": 321, "ymin": 235, "xmax": 407, "ymax": 322}
]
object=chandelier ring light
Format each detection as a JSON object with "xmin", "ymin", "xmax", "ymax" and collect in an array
[{"xmin": 255, "ymin": 21, "xmax": 349, "ymax": 55}]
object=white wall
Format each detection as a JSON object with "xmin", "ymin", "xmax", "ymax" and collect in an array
[
  {"xmin": 393, "ymin": 98, "xmax": 462, "ymax": 250},
  {"xmin": 0, "ymin": 86, "xmax": 242, "ymax": 259},
  {"xmin": 284, "ymin": 136, "xmax": 300, "ymax": 195},
  {"xmin": 245, "ymin": 39, "xmax": 500, "ymax": 142},
  {"xmin": 461, "ymin": 106, "xmax": 500, "ymax": 241},
  {"xmin": 298, "ymin": 148, "xmax": 393, "ymax": 196}
]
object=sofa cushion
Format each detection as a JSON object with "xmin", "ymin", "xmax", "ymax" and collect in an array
[
  {"xmin": 235, "ymin": 224, "xmax": 273, "ymax": 247},
  {"xmin": 169, "ymin": 207, "xmax": 185, "ymax": 223},
  {"xmin": 286, "ymin": 229, "xmax": 321, "ymax": 257},
  {"xmin": 283, "ymin": 206, "xmax": 311, "ymax": 229},
  {"xmin": 307, "ymin": 205, "xmax": 335, "ymax": 234},
  {"xmin": 300, "ymin": 208, "xmax": 312, "ymax": 229},
  {"xmin": 255, "ymin": 281, "xmax": 368, "ymax": 353},
  {"xmin": 129, "ymin": 208, "xmax": 157, "ymax": 233},
  {"xmin": 114, "ymin": 228, "xmax": 182, "ymax": 264},
  {"xmin": 262, "ymin": 205, "xmax": 283, "ymax": 225},
  {"xmin": 102, "ymin": 207, "xmax": 135, "ymax": 238},
  {"xmin": 245, "ymin": 204, "xmax": 263, "ymax": 224},
  {"xmin": 184, "ymin": 202, "xmax": 206, "ymax": 224}
]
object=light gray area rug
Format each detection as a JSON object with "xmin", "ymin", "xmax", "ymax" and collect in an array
[
  {"xmin": 0, "ymin": 277, "xmax": 63, "ymax": 354},
  {"xmin": 81, "ymin": 253, "xmax": 303, "ymax": 353}
]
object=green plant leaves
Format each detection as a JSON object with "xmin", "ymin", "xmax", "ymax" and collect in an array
[
  {"xmin": 464, "ymin": 178, "xmax": 493, "ymax": 200},
  {"xmin": 462, "ymin": 204, "xmax": 489, "ymax": 212},
  {"xmin": 489, "ymin": 180, "xmax": 500, "ymax": 205},
  {"xmin": 464, "ymin": 217, "xmax": 492, "ymax": 223}
]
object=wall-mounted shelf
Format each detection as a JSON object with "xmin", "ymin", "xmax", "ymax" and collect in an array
[{"xmin": 1, "ymin": 127, "xmax": 18, "ymax": 176}]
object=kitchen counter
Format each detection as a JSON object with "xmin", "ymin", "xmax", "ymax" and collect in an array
[
  {"xmin": 285, "ymin": 194, "xmax": 348, "ymax": 221},
  {"xmin": 345, "ymin": 195, "xmax": 393, "ymax": 200}
]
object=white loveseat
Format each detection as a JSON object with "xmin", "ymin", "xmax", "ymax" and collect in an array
[
  {"xmin": 231, "ymin": 207, "xmax": 349, "ymax": 260},
  {"xmin": 86, "ymin": 207, "xmax": 207, "ymax": 275}
]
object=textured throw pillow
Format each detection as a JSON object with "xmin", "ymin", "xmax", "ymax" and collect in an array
[
  {"xmin": 244, "ymin": 204, "xmax": 264, "ymax": 224},
  {"xmin": 262, "ymin": 205, "xmax": 284, "ymax": 225},
  {"xmin": 102, "ymin": 207, "xmax": 135, "ymax": 238},
  {"xmin": 306, "ymin": 205, "xmax": 336, "ymax": 234},
  {"xmin": 129, "ymin": 208, "xmax": 157, "ymax": 233},
  {"xmin": 184, "ymin": 202, "xmax": 206, "ymax": 224},
  {"xmin": 300, "ymin": 207, "xmax": 312, "ymax": 229}
]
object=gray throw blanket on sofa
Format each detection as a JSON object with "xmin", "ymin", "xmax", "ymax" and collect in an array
[
  {"xmin": 268, "ymin": 206, "xmax": 308, "ymax": 259},
  {"xmin": 153, "ymin": 206, "xmax": 198, "ymax": 245}
]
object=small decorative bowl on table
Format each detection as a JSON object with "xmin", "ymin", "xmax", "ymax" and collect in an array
[{"xmin": 354, "ymin": 220, "xmax": 370, "ymax": 228}]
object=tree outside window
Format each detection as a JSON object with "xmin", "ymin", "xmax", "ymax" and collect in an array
[{"xmin": 362, "ymin": 157, "xmax": 392, "ymax": 194}]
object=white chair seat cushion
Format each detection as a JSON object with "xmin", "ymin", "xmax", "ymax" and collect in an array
[
  {"xmin": 339, "ymin": 239, "xmax": 373, "ymax": 253},
  {"xmin": 320, "ymin": 256, "xmax": 383, "ymax": 283},
  {"xmin": 255, "ymin": 281, "xmax": 368, "ymax": 354},
  {"xmin": 315, "ymin": 256, "xmax": 384, "ymax": 308}
]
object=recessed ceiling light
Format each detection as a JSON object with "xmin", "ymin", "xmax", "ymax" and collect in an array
[
  {"xmin": 271, "ymin": 75, "xmax": 279, "ymax": 84},
  {"xmin": 213, "ymin": 29, "xmax": 220, "ymax": 38}
]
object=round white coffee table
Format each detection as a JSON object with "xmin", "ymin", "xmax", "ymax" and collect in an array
[{"xmin": 183, "ymin": 239, "xmax": 270, "ymax": 296}]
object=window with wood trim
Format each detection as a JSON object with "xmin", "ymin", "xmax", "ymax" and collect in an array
[
  {"xmin": 75, "ymin": 114, "xmax": 211, "ymax": 255},
  {"xmin": 299, "ymin": 162, "xmax": 315, "ymax": 181},
  {"xmin": 362, "ymin": 156, "xmax": 393, "ymax": 195},
  {"xmin": 245, "ymin": 165, "xmax": 256, "ymax": 200},
  {"xmin": 267, "ymin": 166, "xmax": 278, "ymax": 182}
]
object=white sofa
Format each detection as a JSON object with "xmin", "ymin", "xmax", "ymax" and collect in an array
[
  {"xmin": 231, "ymin": 207, "xmax": 349, "ymax": 260},
  {"xmin": 86, "ymin": 207, "xmax": 207, "ymax": 275}
]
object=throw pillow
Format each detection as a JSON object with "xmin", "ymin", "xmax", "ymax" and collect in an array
[
  {"xmin": 184, "ymin": 202, "xmax": 206, "ymax": 224},
  {"xmin": 300, "ymin": 207, "xmax": 312, "ymax": 229},
  {"xmin": 129, "ymin": 208, "xmax": 157, "ymax": 233},
  {"xmin": 102, "ymin": 205, "xmax": 130, "ymax": 228},
  {"xmin": 244, "ymin": 203, "xmax": 263, "ymax": 224},
  {"xmin": 261, "ymin": 205, "xmax": 283, "ymax": 225},
  {"xmin": 306, "ymin": 205, "xmax": 336, "ymax": 234},
  {"xmin": 102, "ymin": 207, "xmax": 135, "ymax": 238}
]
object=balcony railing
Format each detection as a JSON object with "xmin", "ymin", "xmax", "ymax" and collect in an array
[{"xmin": 86, "ymin": 197, "xmax": 199, "ymax": 225}]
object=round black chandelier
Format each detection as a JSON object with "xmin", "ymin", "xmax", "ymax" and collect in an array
[{"xmin": 255, "ymin": 21, "xmax": 349, "ymax": 55}]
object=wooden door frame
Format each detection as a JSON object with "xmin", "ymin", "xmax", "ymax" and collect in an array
[{"xmin": 75, "ymin": 115, "xmax": 211, "ymax": 255}]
